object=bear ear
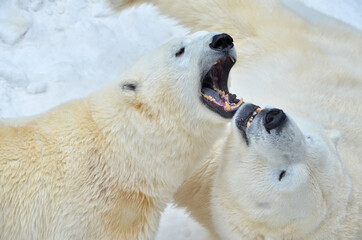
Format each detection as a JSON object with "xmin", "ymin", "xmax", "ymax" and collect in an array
[{"xmin": 325, "ymin": 129, "xmax": 341, "ymax": 146}]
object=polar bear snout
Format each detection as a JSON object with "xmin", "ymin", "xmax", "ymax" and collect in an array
[
  {"xmin": 234, "ymin": 105, "xmax": 290, "ymax": 145},
  {"xmin": 209, "ymin": 33, "xmax": 234, "ymax": 51},
  {"xmin": 234, "ymin": 103, "xmax": 260, "ymax": 130},
  {"xmin": 199, "ymin": 32, "xmax": 242, "ymax": 119},
  {"xmin": 263, "ymin": 108, "xmax": 286, "ymax": 133}
]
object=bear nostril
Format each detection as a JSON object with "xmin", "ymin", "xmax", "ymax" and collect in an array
[
  {"xmin": 265, "ymin": 114, "xmax": 273, "ymax": 124},
  {"xmin": 209, "ymin": 33, "xmax": 234, "ymax": 51},
  {"xmin": 264, "ymin": 108, "xmax": 286, "ymax": 133}
]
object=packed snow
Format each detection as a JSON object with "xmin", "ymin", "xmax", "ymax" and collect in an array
[{"xmin": 0, "ymin": 0, "xmax": 360, "ymax": 239}]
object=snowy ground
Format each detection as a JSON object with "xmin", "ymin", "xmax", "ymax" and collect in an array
[{"xmin": 0, "ymin": 0, "xmax": 361, "ymax": 239}]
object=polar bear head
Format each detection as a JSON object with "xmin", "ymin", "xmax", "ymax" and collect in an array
[
  {"xmin": 116, "ymin": 31, "xmax": 242, "ymax": 125},
  {"xmin": 213, "ymin": 103, "xmax": 351, "ymax": 238}
]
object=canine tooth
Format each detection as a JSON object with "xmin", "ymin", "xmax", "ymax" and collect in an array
[
  {"xmin": 225, "ymin": 101, "xmax": 231, "ymax": 111},
  {"xmin": 230, "ymin": 56, "xmax": 235, "ymax": 63},
  {"xmin": 214, "ymin": 59, "xmax": 221, "ymax": 65},
  {"xmin": 256, "ymin": 108, "xmax": 262, "ymax": 113}
]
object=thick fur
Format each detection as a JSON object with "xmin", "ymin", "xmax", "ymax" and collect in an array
[
  {"xmin": 176, "ymin": 112, "xmax": 360, "ymax": 239},
  {"xmin": 113, "ymin": 0, "xmax": 362, "ymax": 239},
  {"xmin": 0, "ymin": 32, "xmax": 232, "ymax": 239}
]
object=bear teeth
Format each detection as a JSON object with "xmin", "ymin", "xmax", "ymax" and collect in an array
[
  {"xmin": 225, "ymin": 101, "xmax": 231, "ymax": 111},
  {"xmin": 202, "ymin": 88, "xmax": 243, "ymax": 111},
  {"xmin": 214, "ymin": 59, "xmax": 221, "ymax": 65},
  {"xmin": 202, "ymin": 93, "xmax": 217, "ymax": 102},
  {"xmin": 214, "ymin": 88, "xmax": 227, "ymax": 96},
  {"xmin": 214, "ymin": 56, "xmax": 235, "ymax": 65},
  {"xmin": 247, "ymin": 108, "xmax": 262, "ymax": 127}
]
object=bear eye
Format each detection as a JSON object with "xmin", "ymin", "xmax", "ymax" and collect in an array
[
  {"xmin": 306, "ymin": 135, "xmax": 314, "ymax": 142},
  {"xmin": 279, "ymin": 170, "xmax": 286, "ymax": 181},
  {"xmin": 175, "ymin": 47, "xmax": 185, "ymax": 57}
]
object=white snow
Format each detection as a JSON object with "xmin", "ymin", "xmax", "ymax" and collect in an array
[
  {"xmin": 0, "ymin": 6, "xmax": 32, "ymax": 45},
  {"xmin": 0, "ymin": 0, "xmax": 360, "ymax": 239},
  {"xmin": 0, "ymin": 0, "xmax": 188, "ymax": 118},
  {"xmin": 297, "ymin": 0, "xmax": 362, "ymax": 30}
]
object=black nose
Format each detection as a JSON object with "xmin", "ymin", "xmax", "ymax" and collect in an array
[
  {"xmin": 264, "ymin": 108, "xmax": 286, "ymax": 132},
  {"xmin": 209, "ymin": 33, "xmax": 234, "ymax": 51}
]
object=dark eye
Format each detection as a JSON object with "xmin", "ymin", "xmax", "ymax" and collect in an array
[
  {"xmin": 279, "ymin": 170, "xmax": 286, "ymax": 181},
  {"xmin": 175, "ymin": 47, "xmax": 185, "ymax": 57}
]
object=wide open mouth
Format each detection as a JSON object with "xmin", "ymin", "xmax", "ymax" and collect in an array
[{"xmin": 201, "ymin": 56, "xmax": 243, "ymax": 118}]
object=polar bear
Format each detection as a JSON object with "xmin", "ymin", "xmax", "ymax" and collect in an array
[
  {"xmin": 0, "ymin": 31, "xmax": 242, "ymax": 239},
  {"xmin": 174, "ymin": 103, "xmax": 360, "ymax": 239},
  {"xmin": 113, "ymin": 0, "xmax": 361, "ymax": 238}
]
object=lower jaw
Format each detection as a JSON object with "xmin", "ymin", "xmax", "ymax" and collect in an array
[{"xmin": 201, "ymin": 99, "xmax": 239, "ymax": 119}]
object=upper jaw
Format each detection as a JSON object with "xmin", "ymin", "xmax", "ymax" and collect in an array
[
  {"xmin": 234, "ymin": 103, "xmax": 263, "ymax": 143},
  {"xmin": 200, "ymin": 50, "xmax": 242, "ymax": 118},
  {"xmin": 234, "ymin": 103, "xmax": 261, "ymax": 126},
  {"xmin": 234, "ymin": 104, "xmax": 291, "ymax": 144}
]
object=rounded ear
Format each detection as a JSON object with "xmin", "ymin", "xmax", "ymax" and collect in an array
[{"xmin": 325, "ymin": 129, "xmax": 341, "ymax": 146}]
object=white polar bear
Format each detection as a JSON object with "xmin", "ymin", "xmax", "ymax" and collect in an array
[
  {"xmin": 112, "ymin": 0, "xmax": 361, "ymax": 239},
  {"xmin": 174, "ymin": 103, "xmax": 360, "ymax": 239},
  {"xmin": 0, "ymin": 31, "xmax": 242, "ymax": 239}
]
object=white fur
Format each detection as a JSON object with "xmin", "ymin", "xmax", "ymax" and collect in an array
[
  {"xmin": 209, "ymin": 112, "xmax": 357, "ymax": 239},
  {"xmin": 0, "ymin": 31, "xmax": 233, "ymax": 239},
  {"xmin": 113, "ymin": 0, "xmax": 362, "ymax": 239}
]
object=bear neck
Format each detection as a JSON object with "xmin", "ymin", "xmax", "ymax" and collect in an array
[{"xmin": 88, "ymin": 87, "xmax": 227, "ymax": 203}]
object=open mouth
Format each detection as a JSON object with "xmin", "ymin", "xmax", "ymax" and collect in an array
[
  {"xmin": 246, "ymin": 108, "xmax": 262, "ymax": 127},
  {"xmin": 234, "ymin": 103, "xmax": 262, "ymax": 144},
  {"xmin": 201, "ymin": 56, "xmax": 243, "ymax": 118},
  {"xmin": 235, "ymin": 103, "xmax": 262, "ymax": 130}
]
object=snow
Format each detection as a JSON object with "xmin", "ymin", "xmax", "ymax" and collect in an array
[
  {"xmin": 0, "ymin": 0, "xmax": 360, "ymax": 239},
  {"xmin": 0, "ymin": 0, "xmax": 188, "ymax": 118},
  {"xmin": 297, "ymin": 0, "xmax": 362, "ymax": 30}
]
